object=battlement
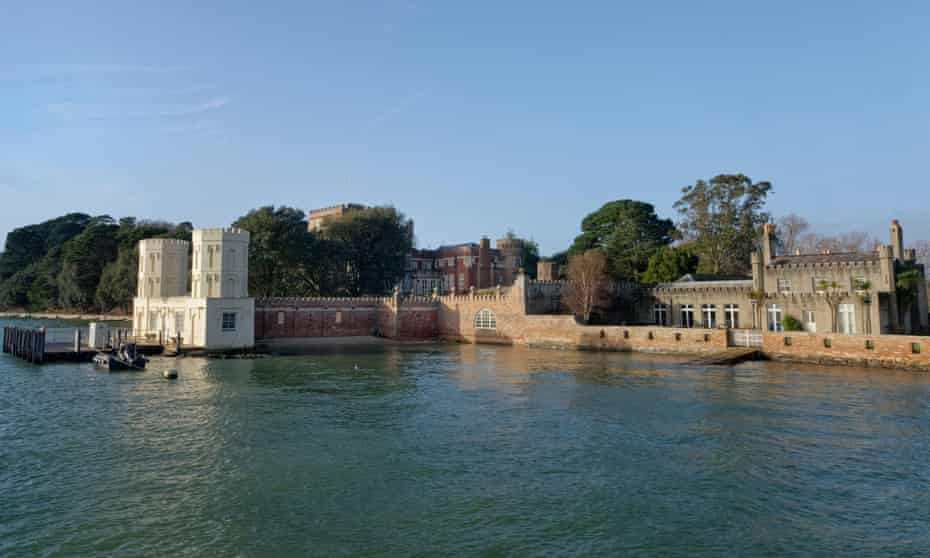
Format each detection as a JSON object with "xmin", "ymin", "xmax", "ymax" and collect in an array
[
  {"xmin": 138, "ymin": 238, "xmax": 190, "ymax": 248},
  {"xmin": 193, "ymin": 228, "xmax": 250, "ymax": 242}
]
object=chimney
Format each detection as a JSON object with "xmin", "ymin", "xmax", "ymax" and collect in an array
[
  {"xmin": 891, "ymin": 219, "xmax": 904, "ymax": 261},
  {"xmin": 762, "ymin": 223, "xmax": 777, "ymax": 265}
]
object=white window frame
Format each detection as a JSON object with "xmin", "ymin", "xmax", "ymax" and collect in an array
[
  {"xmin": 724, "ymin": 304, "xmax": 739, "ymax": 329},
  {"xmin": 474, "ymin": 309, "xmax": 497, "ymax": 330},
  {"xmin": 767, "ymin": 304, "xmax": 783, "ymax": 332},
  {"xmin": 680, "ymin": 304, "xmax": 694, "ymax": 328},
  {"xmin": 838, "ymin": 303, "xmax": 856, "ymax": 335},
  {"xmin": 701, "ymin": 304, "xmax": 717, "ymax": 329},
  {"xmin": 777, "ymin": 278, "xmax": 792, "ymax": 294}
]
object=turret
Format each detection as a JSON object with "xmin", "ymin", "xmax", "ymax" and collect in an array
[
  {"xmin": 191, "ymin": 228, "xmax": 250, "ymax": 298},
  {"xmin": 891, "ymin": 219, "xmax": 904, "ymax": 261},
  {"xmin": 137, "ymin": 238, "xmax": 190, "ymax": 298}
]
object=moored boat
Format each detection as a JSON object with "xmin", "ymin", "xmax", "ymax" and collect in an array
[{"xmin": 92, "ymin": 344, "xmax": 147, "ymax": 372}]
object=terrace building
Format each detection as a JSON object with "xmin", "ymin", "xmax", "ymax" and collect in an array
[
  {"xmin": 403, "ymin": 236, "xmax": 525, "ymax": 296},
  {"xmin": 652, "ymin": 220, "xmax": 928, "ymax": 335}
]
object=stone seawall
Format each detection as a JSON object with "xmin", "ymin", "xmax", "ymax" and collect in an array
[
  {"xmin": 256, "ymin": 289, "xmax": 930, "ymax": 371},
  {"xmin": 762, "ymin": 331, "xmax": 930, "ymax": 370}
]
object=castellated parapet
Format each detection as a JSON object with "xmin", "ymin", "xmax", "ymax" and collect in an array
[{"xmin": 138, "ymin": 238, "xmax": 190, "ymax": 298}]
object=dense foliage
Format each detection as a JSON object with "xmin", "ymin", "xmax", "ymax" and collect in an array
[
  {"xmin": 569, "ymin": 200, "xmax": 675, "ymax": 281},
  {"xmin": 640, "ymin": 245, "xmax": 699, "ymax": 284},
  {"xmin": 0, "ymin": 215, "xmax": 191, "ymax": 312},
  {"xmin": 233, "ymin": 205, "xmax": 414, "ymax": 298},
  {"xmin": 674, "ymin": 174, "xmax": 772, "ymax": 275}
]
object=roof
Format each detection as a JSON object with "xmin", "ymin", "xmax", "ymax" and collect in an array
[
  {"xmin": 677, "ymin": 273, "xmax": 751, "ymax": 282},
  {"xmin": 771, "ymin": 252, "xmax": 879, "ymax": 266},
  {"xmin": 656, "ymin": 273, "xmax": 752, "ymax": 290}
]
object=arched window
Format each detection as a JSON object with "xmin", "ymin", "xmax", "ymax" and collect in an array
[{"xmin": 474, "ymin": 309, "xmax": 497, "ymax": 330}]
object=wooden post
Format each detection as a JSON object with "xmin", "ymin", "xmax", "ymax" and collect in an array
[{"xmin": 74, "ymin": 329, "xmax": 81, "ymax": 353}]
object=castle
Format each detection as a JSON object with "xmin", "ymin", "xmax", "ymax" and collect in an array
[
  {"xmin": 132, "ymin": 228, "xmax": 255, "ymax": 349},
  {"xmin": 652, "ymin": 220, "xmax": 928, "ymax": 335}
]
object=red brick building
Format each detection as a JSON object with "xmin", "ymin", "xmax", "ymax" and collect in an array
[{"xmin": 403, "ymin": 236, "xmax": 525, "ymax": 295}]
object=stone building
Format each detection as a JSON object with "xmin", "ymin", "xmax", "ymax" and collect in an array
[
  {"xmin": 536, "ymin": 260, "xmax": 560, "ymax": 281},
  {"xmin": 307, "ymin": 203, "xmax": 367, "ymax": 232},
  {"xmin": 132, "ymin": 228, "xmax": 255, "ymax": 349},
  {"xmin": 402, "ymin": 236, "xmax": 525, "ymax": 296},
  {"xmin": 652, "ymin": 220, "xmax": 928, "ymax": 335}
]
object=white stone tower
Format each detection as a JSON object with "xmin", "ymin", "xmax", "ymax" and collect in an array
[
  {"xmin": 191, "ymin": 228, "xmax": 250, "ymax": 299},
  {"xmin": 137, "ymin": 238, "xmax": 190, "ymax": 298}
]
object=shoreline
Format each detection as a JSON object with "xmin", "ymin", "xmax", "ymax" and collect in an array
[{"xmin": 0, "ymin": 311, "xmax": 131, "ymax": 323}]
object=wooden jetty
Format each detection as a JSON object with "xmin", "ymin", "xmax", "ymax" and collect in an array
[
  {"xmin": 3, "ymin": 326, "xmax": 163, "ymax": 365},
  {"xmin": 686, "ymin": 348, "xmax": 763, "ymax": 366}
]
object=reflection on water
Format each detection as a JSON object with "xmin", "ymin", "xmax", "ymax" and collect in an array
[{"xmin": 2, "ymin": 328, "xmax": 930, "ymax": 557}]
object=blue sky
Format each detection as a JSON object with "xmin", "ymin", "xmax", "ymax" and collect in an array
[{"xmin": 1, "ymin": 1, "xmax": 928, "ymax": 255}]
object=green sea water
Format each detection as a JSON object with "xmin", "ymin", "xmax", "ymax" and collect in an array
[{"xmin": 2, "ymin": 319, "xmax": 930, "ymax": 557}]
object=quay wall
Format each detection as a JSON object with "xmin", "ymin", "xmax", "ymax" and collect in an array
[
  {"xmin": 762, "ymin": 331, "xmax": 930, "ymax": 370},
  {"xmin": 255, "ymin": 285, "xmax": 930, "ymax": 370}
]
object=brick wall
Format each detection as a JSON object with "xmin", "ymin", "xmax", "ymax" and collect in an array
[
  {"xmin": 256, "ymin": 297, "xmax": 438, "ymax": 341},
  {"xmin": 763, "ymin": 331, "xmax": 930, "ymax": 370},
  {"xmin": 437, "ymin": 293, "xmax": 727, "ymax": 354}
]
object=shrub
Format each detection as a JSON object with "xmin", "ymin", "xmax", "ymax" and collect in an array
[{"xmin": 782, "ymin": 314, "xmax": 804, "ymax": 332}]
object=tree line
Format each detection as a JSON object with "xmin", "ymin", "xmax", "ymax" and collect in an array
[
  {"xmin": 557, "ymin": 173, "xmax": 930, "ymax": 323},
  {"xmin": 0, "ymin": 205, "xmax": 414, "ymax": 313}
]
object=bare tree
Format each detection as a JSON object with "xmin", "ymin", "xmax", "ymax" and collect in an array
[
  {"xmin": 563, "ymin": 250, "xmax": 610, "ymax": 324},
  {"xmin": 776, "ymin": 214, "xmax": 809, "ymax": 255},
  {"xmin": 913, "ymin": 240, "xmax": 930, "ymax": 269},
  {"xmin": 796, "ymin": 231, "xmax": 878, "ymax": 255}
]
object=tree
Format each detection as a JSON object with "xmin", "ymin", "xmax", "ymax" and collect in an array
[
  {"xmin": 562, "ymin": 250, "xmax": 610, "ymax": 323},
  {"xmin": 816, "ymin": 280, "xmax": 844, "ymax": 333},
  {"xmin": 674, "ymin": 174, "xmax": 772, "ymax": 275},
  {"xmin": 569, "ymin": 200, "xmax": 675, "ymax": 281},
  {"xmin": 895, "ymin": 263, "xmax": 923, "ymax": 331},
  {"xmin": 640, "ymin": 245, "xmax": 699, "ymax": 284},
  {"xmin": 776, "ymin": 214, "xmax": 809, "ymax": 255},
  {"xmin": 323, "ymin": 206, "xmax": 413, "ymax": 296},
  {"xmin": 0, "ymin": 213, "xmax": 91, "ymax": 281},
  {"xmin": 56, "ymin": 218, "xmax": 120, "ymax": 310},
  {"xmin": 233, "ymin": 206, "xmax": 320, "ymax": 298}
]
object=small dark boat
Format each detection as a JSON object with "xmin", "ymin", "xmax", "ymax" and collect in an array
[{"xmin": 93, "ymin": 344, "xmax": 147, "ymax": 372}]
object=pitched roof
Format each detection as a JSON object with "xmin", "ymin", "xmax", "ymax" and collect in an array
[{"xmin": 771, "ymin": 252, "xmax": 879, "ymax": 265}]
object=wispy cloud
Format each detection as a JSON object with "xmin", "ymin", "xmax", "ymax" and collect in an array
[
  {"xmin": 162, "ymin": 97, "xmax": 230, "ymax": 116},
  {"xmin": 47, "ymin": 97, "xmax": 231, "ymax": 121},
  {"xmin": 38, "ymin": 63, "xmax": 190, "ymax": 75}
]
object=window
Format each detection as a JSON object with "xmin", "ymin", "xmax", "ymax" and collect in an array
[
  {"xmin": 680, "ymin": 304, "xmax": 694, "ymax": 328},
  {"xmin": 803, "ymin": 310, "xmax": 816, "ymax": 333},
  {"xmin": 724, "ymin": 304, "xmax": 739, "ymax": 329},
  {"xmin": 838, "ymin": 303, "xmax": 856, "ymax": 335},
  {"xmin": 474, "ymin": 309, "xmax": 497, "ymax": 330},
  {"xmin": 777, "ymin": 278, "xmax": 792, "ymax": 294},
  {"xmin": 222, "ymin": 312, "xmax": 237, "ymax": 332},
  {"xmin": 149, "ymin": 312, "xmax": 158, "ymax": 332},
  {"xmin": 767, "ymin": 304, "xmax": 783, "ymax": 332},
  {"xmin": 208, "ymin": 246, "xmax": 215, "ymax": 268},
  {"xmin": 277, "ymin": 311, "xmax": 285, "ymax": 326},
  {"xmin": 701, "ymin": 304, "xmax": 717, "ymax": 329},
  {"xmin": 458, "ymin": 273, "xmax": 465, "ymax": 290},
  {"xmin": 653, "ymin": 303, "xmax": 668, "ymax": 326},
  {"xmin": 335, "ymin": 311, "xmax": 342, "ymax": 324}
]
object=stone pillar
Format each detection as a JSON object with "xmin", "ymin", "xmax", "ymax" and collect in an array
[{"xmin": 761, "ymin": 223, "xmax": 776, "ymax": 265}]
